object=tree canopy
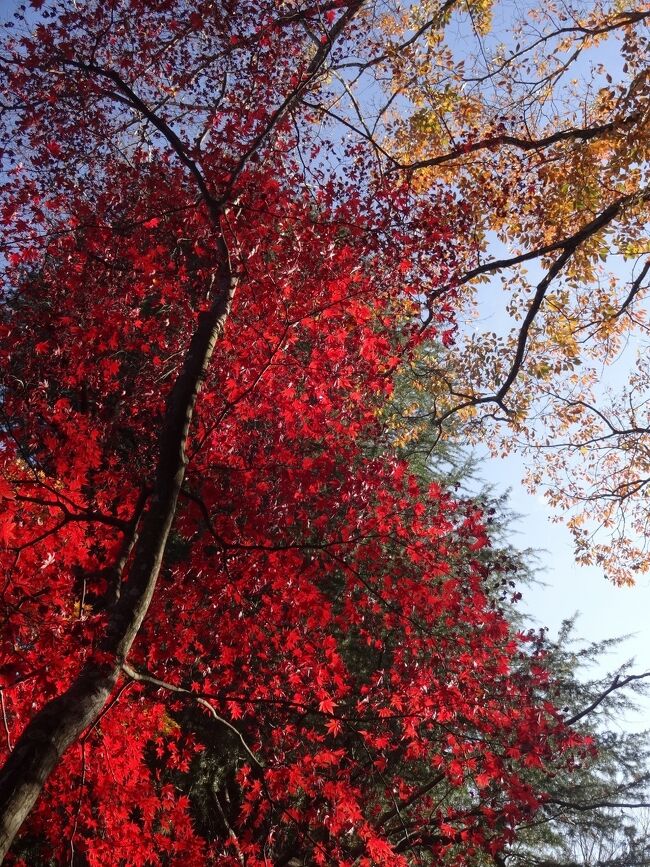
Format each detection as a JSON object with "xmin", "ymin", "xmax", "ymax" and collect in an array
[{"xmin": 0, "ymin": 0, "xmax": 649, "ymax": 864}]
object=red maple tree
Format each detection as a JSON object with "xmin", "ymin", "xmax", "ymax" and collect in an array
[{"xmin": 0, "ymin": 2, "xmax": 589, "ymax": 863}]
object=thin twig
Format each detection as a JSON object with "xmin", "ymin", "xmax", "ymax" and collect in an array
[
  {"xmin": 121, "ymin": 663, "xmax": 264, "ymax": 770},
  {"xmin": 0, "ymin": 692, "xmax": 12, "ymax": 752},
  {"xmin": 68, "ymin": 741, "xmax": 87, "ymax": 867}
]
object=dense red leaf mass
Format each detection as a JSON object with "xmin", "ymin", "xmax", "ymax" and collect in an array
[{"xmin": 0, "ymin": 1, "xmax": 589, "ymax": 864}]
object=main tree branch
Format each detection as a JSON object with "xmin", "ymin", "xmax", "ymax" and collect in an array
[{"xmin": 0, "ymin": 226, "xmax": 236, "ymax": 862}]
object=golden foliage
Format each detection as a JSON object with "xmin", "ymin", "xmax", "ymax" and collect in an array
[{"xmin": 343, "ymin": 0, "xmax": 650, "ymax": 582}]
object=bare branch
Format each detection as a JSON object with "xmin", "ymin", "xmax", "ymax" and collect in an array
[
  {"xmin": 401, "ymin": 112, "xmax": 643, "ymax": 173},
  {"xmin": 565, "ymin": 670, "xmax": 650, "ymax": 727}
]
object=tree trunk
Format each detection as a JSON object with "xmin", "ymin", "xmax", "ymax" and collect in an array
[{"xmin": 0, "ymin": 252, "xmax": 235, "ymax": 860}]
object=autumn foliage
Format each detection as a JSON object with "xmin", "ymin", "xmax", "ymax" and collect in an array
[
  {"xmin": 0, "ymin": 0, "xmax": 620, "ymax": 863},
  {"xmin": 375, "ymin": 0, "xmax": 650, "ymax": 582}
]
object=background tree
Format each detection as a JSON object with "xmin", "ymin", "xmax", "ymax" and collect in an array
[
  {"xmin": 506, "ymin": 624, "xmax": 650, "ymax": 867},
  {"xmin": 381, "ymin": 358, "xmax": 650, "ymax": 865}
]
